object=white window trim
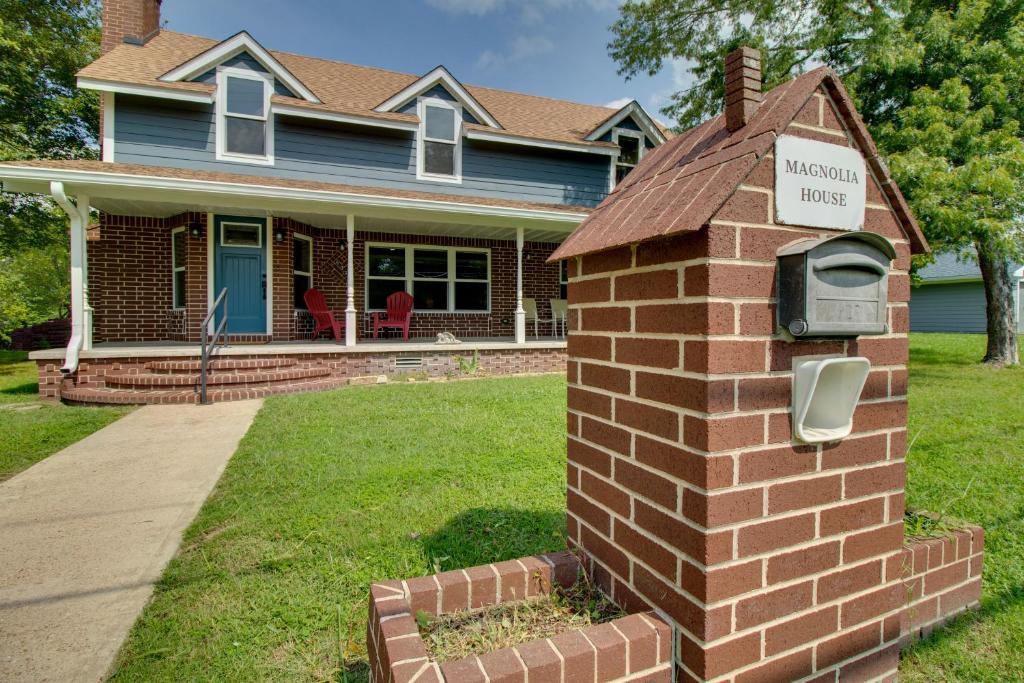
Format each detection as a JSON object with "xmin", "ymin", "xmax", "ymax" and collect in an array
[
  {"xmin": 215, "ymin": 66, "xmax": 275, "ymax": 166},
  {"xmin": 365, "ymin": 242, "xmax": 490, "ymax": 313},
  {"xmin": 609, "ymin": 127, "xmax": 645, "ymax": 191},
  {"xmin": 416, "ymin": 97, "xmax": 463, "ymax": 184},
  {"xmin": 293, "ymin": 233, "xmax": 313, "ymax": 311},
  {"xmin": 220, "ymin": 220, "xmax": 263, "ymax": 248},
  {"xmin": 171, "ymin": 226, "xmax": 186, "ymax": 310}
]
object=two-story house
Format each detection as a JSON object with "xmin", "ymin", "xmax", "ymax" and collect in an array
[{"xmin": 0, "ymin": 0, "xmax": 667, "ymax": 404}]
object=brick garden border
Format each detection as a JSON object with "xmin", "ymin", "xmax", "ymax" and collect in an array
[
  {"xmin": 900, "ymin": 523, "xmax": 984, "ymax": 645},
  {"xmin": 367, "ymin": 551, "xmax": 673, "ymax": 683}
]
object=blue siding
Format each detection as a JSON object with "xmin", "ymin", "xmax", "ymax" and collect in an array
[
  {"xmin": 910, "ymin": 282, "xmax": 987, "ymax": 333},
  {"xmin": 193, "ymin": 52, "xmax": 297, "ymax": 98},
  {"xmin": 395, "ymin": 84, "xmax": 480, "ymax": 124},
  {"xmin": 112, "ymin": 95, "xmax": 608, "ymax": 207}
]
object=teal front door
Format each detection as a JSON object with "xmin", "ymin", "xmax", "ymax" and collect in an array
[{"xmin": 214, "ymin": 216, "xmax": 267, "ymax": 334}]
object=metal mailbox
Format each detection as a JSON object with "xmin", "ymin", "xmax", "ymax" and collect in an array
[{"xmin": 776, "ymin": 232, "xmax": 896, "ymax": 337}]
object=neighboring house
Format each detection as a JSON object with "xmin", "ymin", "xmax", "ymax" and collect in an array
[
  {"xmin": 0, "ymin": 0, "xmax": 667, "ymax": 403},
  {"xmin": 910, "ymin": 251, "xmax": 1024, "ymax": 333}
]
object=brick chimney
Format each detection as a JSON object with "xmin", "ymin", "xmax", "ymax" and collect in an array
[
  {"xmin": 724, "ymin": 46, "xmax": 761, "ymax": 131},
  {"xmin": 101, "ymin": 0, "xmax": 162, "ymax": 54}
]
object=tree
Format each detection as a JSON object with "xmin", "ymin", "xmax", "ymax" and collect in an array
[
  {"xmin": 0, "ymin": 0, "xmax": 100, "ymax": 254},
  {"xmin": 609, "ymin": 0, "xmax": 1023, "ymax": 364},
  {"xmin": 0, "ymin": 0, "xmax": 100, "ymax": 340}
]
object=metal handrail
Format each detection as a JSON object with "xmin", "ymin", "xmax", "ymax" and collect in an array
[{"xmin": 199, "ymin": 288, "xmax": 228, "ymax": 405}]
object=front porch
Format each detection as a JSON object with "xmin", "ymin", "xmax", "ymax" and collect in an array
[{"xmin": 4, "ymin": 162, "xmax": 584, "ymax": 404}]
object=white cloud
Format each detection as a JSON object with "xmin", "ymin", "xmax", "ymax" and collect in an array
[
  {"xmin": 603, "ymin": 97, "xmax": 633, "ymax": 110},
  {"xmin": 425, "ymin": 0, "xmax": 506, "ymax": 15},
  {"xmin": 427, "ymin": 0, "xmax": 619, "ymax": 23},
  {"xmin": 476, "ymin": 34, "xmax": 555, "ymax": 70}
]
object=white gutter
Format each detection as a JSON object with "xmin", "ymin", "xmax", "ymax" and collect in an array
[{"xmin": 50, "ymin": 181, "xmax": 90, "ymax": 374}]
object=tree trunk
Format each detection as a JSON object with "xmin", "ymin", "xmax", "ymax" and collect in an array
[{"xmin": 975, "ymin": 237, "xmax": 1019, "ymax": 366}]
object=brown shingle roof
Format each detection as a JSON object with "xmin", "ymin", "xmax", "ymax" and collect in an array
[
  {"xmin": 551, "ymin": 68, "xmax": 927, "ymax": 260},
  {"xmin": 0, "ymin": 159, "xmax": 591, "ymax": 215},
  {"xmin": 78, "ymin": 30, "xmax": 644, "ymax": 148}
]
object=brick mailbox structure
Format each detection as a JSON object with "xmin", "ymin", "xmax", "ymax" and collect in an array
[{"xmin": 549, "ymin": 48, "xmax": 934, "ymax": 681}]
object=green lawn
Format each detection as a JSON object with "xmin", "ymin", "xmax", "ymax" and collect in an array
[
  {"xmin": 108, "ymin": 335, "xmax": 1022, "ymax": 681},
  {"xmin": 900, "ymin": 334, "xmax": 1024, "ymax": 682},
  {"xmin": 0, "ymin": 350, "xmax": 131, "ymax": 481}
]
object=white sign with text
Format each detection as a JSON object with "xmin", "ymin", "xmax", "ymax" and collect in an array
[{"xmin": 774, "ymin": 135, "xmax": 866, "ymax": 231}]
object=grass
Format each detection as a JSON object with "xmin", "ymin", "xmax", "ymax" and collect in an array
[
  {"xmin": 899, "ymin": 333, "xmax": 1024, "ymax": 682},
  {"xmin": 107, "ymin": 334, "xmax": 1022, "ymax": 681},
  {"xmin": 419, "ymin": 577, "xmax": 623, "ymax": 662},
  {"xmin": 110, "ymin": 375, "xmax": 568, "ymax": 681},
  {"xmin": 0, "ymin": 350, "xmax": 131, "ymax": 481}
]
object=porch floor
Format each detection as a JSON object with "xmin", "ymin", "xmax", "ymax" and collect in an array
[{"xmin": 29, "ymin": 336, "xmax": 567, "ymax": 361}]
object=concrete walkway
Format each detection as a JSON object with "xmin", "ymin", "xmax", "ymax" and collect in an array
[{"xmin": 0, "ymin": 400, "xmax": 263, "ymax": 682}]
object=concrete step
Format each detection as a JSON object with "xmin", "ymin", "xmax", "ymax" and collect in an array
[
  {"xmin": 104, "ymin": 366, "xmax": 330, "ymax": 389},
  {"xmin": 61, "ymin": 377, "xmax": 352, "ymax": 405},
  {"xmin": 145, "ymin": 357, "xmax": 298, "ymax": 373}
]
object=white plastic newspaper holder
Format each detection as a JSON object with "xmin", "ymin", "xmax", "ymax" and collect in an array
[{"xmin": 792, "ymin": 356, "xmax": 870, "ymax": 443}]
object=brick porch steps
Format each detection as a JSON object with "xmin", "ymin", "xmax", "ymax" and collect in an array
[
  {"xmin": 145, "ymin": 357, "xmax": 298, "ymax": 373},
  {"xmin": 104, "ymin": 366, "xmax": 329, "ymax": 388},
  {"xmin": 61, "ymin": 376, "xmax": 352, "ymax": 405}
]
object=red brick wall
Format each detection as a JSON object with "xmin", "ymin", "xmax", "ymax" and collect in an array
[
  {"xmin": 565, "ymin": 86, "xmax": 914, "ymax": 682},
  {"xmin": 900, "ymin": 525, "xmax": 983, "ymax": 643},
  {"xmin": 86, "ymin": 216, "xmax": 562, "ymax": 344}
]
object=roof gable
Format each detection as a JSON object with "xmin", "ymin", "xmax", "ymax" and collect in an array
[
  {"xmin": 77, "ymin": 31, "xmax": 629, "ymax": 148},
  {"xmin": 374, "ymin": 65, "xmax": 500, "ymax": 129},
  {"xmin": 552, "ymin": 68, "xmax": 928, "ymax": 261},
  {"xmin": 159, "ymin": 31, "xmax": 320, "ymax": 104},
  {"xmin": 586, "ymin": 100, "xmax": 666, "ymax": 145}
]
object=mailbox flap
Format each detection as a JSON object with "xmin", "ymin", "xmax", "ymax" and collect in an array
[{"xmin": 776, "ymin": 232, "xmax": 896, "ymax": 260}]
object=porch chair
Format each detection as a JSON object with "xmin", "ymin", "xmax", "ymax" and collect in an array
[
  {"xmin": 372, "ymin": 291, "xmax": 414, "ymax": 340},
  {"xmin": 523, "ymin": 298, "xmax": 555, "ymax": 339},
  {"xmin": 303, "ymin": 288, "xmax": 344, "ymax": 343},
  {"xmin": 549, "ymin": 298, "xmax": 568, "ymax": 338}
]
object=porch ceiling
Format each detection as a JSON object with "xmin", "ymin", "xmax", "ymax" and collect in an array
[
  {"xmin": 0, "ymin": 161, "xmax": 587, "ymax": 243},
  {"xmin": 82, "ymin": 199, "xmax": 569, "ymax": 242}
]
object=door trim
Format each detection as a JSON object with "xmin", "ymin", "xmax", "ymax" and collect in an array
[{"xmin": 208, "ymin": 214, "xmax": 272, "ymax": 336}]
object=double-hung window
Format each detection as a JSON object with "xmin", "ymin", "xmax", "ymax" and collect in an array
[
  {"xmin": 171, "ymin": 227, "xmax": 186, "ymax": 309},
  {"xmin": 293, "ymin": 234, "xmax": 312, "ymax": 310},
  {"xmin": 559, "ymin": 259, "xmax": 569, "ymax": 299},
  {"xmin": 611, "ymin": 128, "xmax": 644, "ymax": 188},
  {"xmin": 366, "ymin": 244, "xmax": 488, "ymax": 312},
  {"xmin": 216, "ymin": 68, "xmax": 273, "ymax": 164},
  {"xmin": 417, "ymin": 98, "xmax": 461, "ymax": 182}
]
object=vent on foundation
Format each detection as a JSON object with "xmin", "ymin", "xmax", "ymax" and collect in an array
[{"xmin": 396, "ymin": 355, "xmax": 423, "ymax": 369}]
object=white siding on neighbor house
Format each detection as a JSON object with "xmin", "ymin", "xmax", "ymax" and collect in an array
[{"xmin": 910, "ymin": 281, "xmax": 987, "ymax": 333}]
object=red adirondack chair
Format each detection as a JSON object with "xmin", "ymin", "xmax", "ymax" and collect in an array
[
  {"xmin": 372, "ymin": 291, "xmax": 414, "ymax": 340},
  {"xmin": 303, "ymin": 288, "xmax": 344, "ymax": 343}
]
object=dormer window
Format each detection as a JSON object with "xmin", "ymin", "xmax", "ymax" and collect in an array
[
  {"xmin": 611, "ymin": 128, "xmax": 644, "ymax": 188},
  {"xmin": 216, "ymin": 68, "xmax": 273, "ymax": 164},
  {"xmin": 417, "ymin": 98, "xmax": 462, "ymax": 182}
]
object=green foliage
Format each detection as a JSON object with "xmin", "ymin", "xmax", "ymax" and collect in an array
[
  {"xmin": 870, "ymin": 2, "xmax": 1024, "ymax": 261},
  {"xmin": 609, "ymin": 0, "xmax": 908, "ymax": 129},
  {"xmin": 0, "ymin": 0, "xmax": 100, "ymax": 254},
  {"xmin": 0, "ymin": 245, "xmax": 70, "ymax": 342}
]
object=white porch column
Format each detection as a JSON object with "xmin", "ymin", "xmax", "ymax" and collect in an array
[
  {"xmin": 515, "ymin": 226, "xmax": 526, "ymax": 344},
  {"xmin": 79, "ymin": 197, "xmax": 93, "ymax": 351},
  {"xmin": 50, "ymin": 183, "xmax": 90, "ymax": 371},
  {"xmin": 345, "ymin": 214, "xmax": 357, "ymax": 346}
]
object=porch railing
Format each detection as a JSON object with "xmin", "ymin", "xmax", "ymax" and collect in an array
[{"xmin": 199, "ymin": 288, "xmax": 228, "ymax": 405}]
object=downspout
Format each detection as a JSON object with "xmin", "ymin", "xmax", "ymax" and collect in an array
[{"xmin": 50, "ymin": 181, "xmax": 88, "ymax": 374}]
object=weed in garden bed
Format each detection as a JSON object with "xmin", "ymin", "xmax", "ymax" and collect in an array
[{"xmin": 418, "ymin": 578, "xmax": 624, "ymax": 662}]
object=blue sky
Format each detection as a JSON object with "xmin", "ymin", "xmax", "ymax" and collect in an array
[{"xmin": 160, "ymin": 0, "xmax": 687, "ymax": 125}]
